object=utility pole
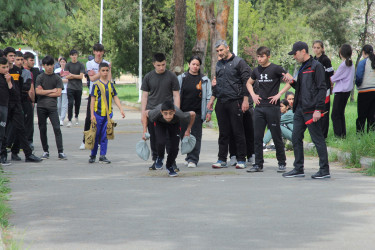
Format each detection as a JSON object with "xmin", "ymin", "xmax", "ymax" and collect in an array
[
  {"xmin": 138, "ymin": 0, "xmax": 143, "ymax": 102},
  {"xmin": 233, "ymin": 0, "xmax": 239, "ymax": 55},
  {"xmin": 99, "ymin": 0, "xmax": 103, "ymax": 44}
]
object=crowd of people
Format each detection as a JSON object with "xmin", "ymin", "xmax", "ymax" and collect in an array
[{"xmin": 1, "ymin": 40, "xmax": 374, "ymax": 179}]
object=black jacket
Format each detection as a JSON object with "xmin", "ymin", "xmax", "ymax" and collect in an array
[
  {"xmin": 291, "ymin": 56, "xmax": 326, "ymax": 113},
  {"xmin": 213, "ymin": 54, "xmax": 251, "ymax": 103},
  {"xmin": 314, "ymin": 53, "xmax": 334, "ymax": 90}
]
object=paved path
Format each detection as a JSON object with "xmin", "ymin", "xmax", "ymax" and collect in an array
[{"xmin": 5, "ymin": 101, "xmax": 375, "ymax": 249}]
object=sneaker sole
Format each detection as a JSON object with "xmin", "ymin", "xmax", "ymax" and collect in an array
[
  {"xmin": 169, "ymin": 174, "xmax": 178, "ymax": 177},
  {"xmin": 41, "ymin": 157, "xmax": 49, "ymax": 160},
  {"xmin": 1, "ymin": 163, "xmax": 11, "ymax": 166},
  {"xmin": 235, "ymin": 166, "xmax": 245, "ymax": 169},
  {"xmin": 155, "ymin": 167, "xmax": 163, "ymax": 170},
  {"xmin": 187, "ymin": 165, "xmax": 196, "ymax": 168},
  {"xmin": 212, "ymin": 165, "xmax": 225, "ymax": 169},
  {"xmin": 283, "ymin": 174, "xmax": 305, "ymax": 178},
  {"xmin": 99, "ymin": 161, "xmax": 111, "ymax": 164},
  {"xmin": 59, "ymin": 158, "xmax": 68, "ymax": 160},
  {"xmin": 311, "ymin": 175, "xmax": 331, "ymax": 179},
  {"xmin": 277, "ymin": 169, "xmax": 286, "ymax": 173}
]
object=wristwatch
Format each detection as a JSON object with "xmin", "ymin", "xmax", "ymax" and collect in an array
[{"xmin": 315, "ymin": 110, "xmax": 321, "ymax": 113}]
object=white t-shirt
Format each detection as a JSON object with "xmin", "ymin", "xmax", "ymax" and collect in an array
[
  {"xmin": 54, "ymin": 68, "xmax": 67, "ymax": 94},
  {"xmin": 86, "ymin": 59, "xmax": 109, "ymax": 95}
]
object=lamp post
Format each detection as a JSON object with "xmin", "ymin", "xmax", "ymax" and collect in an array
[
  {"xmin": 233, "ymin": 0, "xmax": 239, "ymax": 55},
  {"xmin": 99, "ymin": 0, "xmax": 103, "ymax": 44},
  {"xmin": 138, "ymin": 0, "xmax": 143, "ymax": 102}
]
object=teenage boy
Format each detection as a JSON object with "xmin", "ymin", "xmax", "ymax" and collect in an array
[
  {"xmin": 283, "ymin": 41, "xmax": 330, "ymax": 179},
  {"xmin": 142, "ymin": 100, "xmax": 195, "ymax": 177},
  {"xmin": 65, "ymin": 49, "xmax": 85, "ymax": 127},
  {"xmin": 89, "ymin": 62, "xmax": 125, "ymax": 164},
  {"xmin": 81, "ymin": 43, "xmax": 110, "ymax": 150},
  {"xmin": 246, "ymin": 46, "xmax": 293, "ymax": 173},
  {"xmin": 0, "ymin": 57, "xmax": 16, "ymax": 166},
  {"xmin": 0, "ymin": 48, "xmax": 42, "ymax": 164},
  {"xmin": 14, "ymin": 51, "xmax": 24, "ymax": 68},
  {"xmin": 23, "ymin": 52, "xmax": 38, "ymax": 150},
  {"xmin": 36, "ymin": 56, "xmax": 67, "ymax": 160},
  {"xmin": 141, "ymin": 53, "xmax": 180, "ymax": 170}
]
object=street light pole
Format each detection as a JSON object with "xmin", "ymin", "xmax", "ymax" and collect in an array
[
  {"xmin": 138, "ymin": 0, "xmax": 143, "ymax": 102},
  {"xmin": 233, "ymin": 0, "xmax": 239, "ymax": 55},
  {"xmin": 99, "ymin": 0, "xmax": 103, "ymax": 44}
]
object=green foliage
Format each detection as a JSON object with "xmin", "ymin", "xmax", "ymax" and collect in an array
[
  {"xmin": 0, "ymin": 171, "xmax": 11, "ymax": 228},
  {"xmin": 364, "ymin": 161, "xmax": 375, "ymax": 176}
]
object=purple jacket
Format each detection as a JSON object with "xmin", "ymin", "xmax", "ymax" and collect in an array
[{"xmin": 330, "ymin": 61, "xmax": 354, "ymax": 93}]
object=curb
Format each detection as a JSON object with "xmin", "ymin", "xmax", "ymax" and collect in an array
[
  {"xmin": 304, "ymin": 142, "xmax": 375, "ymax": 169},
  {"xmin": 121, "ymin": 101, "xmax": 141, "ymax": 110}
]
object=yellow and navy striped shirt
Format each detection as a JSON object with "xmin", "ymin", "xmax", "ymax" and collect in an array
[{"xmin": 91, "ymin": 80, "xmax": 118, "ymax": 116}]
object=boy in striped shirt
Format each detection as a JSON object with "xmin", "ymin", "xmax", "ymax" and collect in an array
[{"xmin": 89, "ymin": 62, "xmax": 125, "ymax": 164}]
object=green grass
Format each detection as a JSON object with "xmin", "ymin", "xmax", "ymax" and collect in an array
[
  {"xmin": 116, "ymin": 84, "xmax": 140, "ymax": 103},
  {"xmin": 363, "ymin": 161, "xmax": 375, "ymax": 176},
  {"xmin": 0, "ymin": 169, "xmax": 12, "ymax": 228}
]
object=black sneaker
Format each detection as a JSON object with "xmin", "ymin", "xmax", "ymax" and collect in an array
[
  {"xmin": 172, "ymin": 162, "xmax": 179, "ymax": 172},
  {"xmin": 167, "ymin": 167, "xmax": 178, "ymax": 177},
  {"xmin": 311, "ymin": 170, "xmax": 331, "ymax": 179},
  {"xmin": 41, "ymin": 152, "xmax": 50, "ymax": 159},
  {"xmin": 155, "ymin": 157, "xmax": 163, "ymax": 170},
  {"xmin": 29, "ymin": 143, "xmax": 34, "ymax": 151},
  {"xmin": 282, "ymin": 169, "xmax": 305, "ymax": 178},
  {"xmin": 89, "ymin": 155, "xmax": 96, "ymax": 163},
  {"xmin": 11, "ymin": 153, "xmax": 21, "ymax": 161},
  {"xmin": 99, "ymin": 155, "xmax": 111, "ymax": 164},
  {"xmin": 266, "ymin": 145, "xmax": 276, "ymax": 151},
  {"xmin": 277, "ymin": 164, "xmax": 286, "ymax": 173},
  {"xmin": 25, "ymin": 154, "xmax": 43, "ymax": 163},
  {"xmin": 58, "ymin": 153, "xmax": 67, "ymax": 160},
  {"xmin": 149, "ymin": 162, "xmax": 156, "ymax": 170},
  {"xmin": 247, "ymin": 165, "xmax": 263, "ymax": 173},
  {"xmin": 0, "ymin": 157, "xmax": 11, "ymax": 166}
]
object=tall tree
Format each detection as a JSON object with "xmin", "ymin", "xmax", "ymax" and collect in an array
[{"xmin": 170, "ymin": 0, "xmax": 187, "ymax": 74}]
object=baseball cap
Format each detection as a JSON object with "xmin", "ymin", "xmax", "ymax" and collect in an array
[{"xmin": 288, "ymin": 41, "xmax": 308, "ymax": 55}]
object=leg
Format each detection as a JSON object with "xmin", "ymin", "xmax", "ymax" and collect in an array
[
  {"xmin": 11, "ymin": 103, "xmax": 32, "ymax": 157},
  {"xmin": 0, "ymin": 106, "xmax": 8, "ymax": 157},
  {"xmin": 91, "ymin": 113, "xmax": 105, "ymax": 157},
  {"xmin": 154, "ymin": 121, "xmax": 167, "ymax": 159},
  {"xmin": 67, "ymin": 88, "xmax": 74, "ymax": 121},
  {"xmin": 148, "ymin": 120, "xmax": 158, "ymax": 161},
  {"xmin": 321, "ymin": 99, "xmax": 330, "ymax": 138},
  {"xmin": 367, "ymin": 92, "xmax": 375, "ymax": 132},
  {"xmin": 263, "ymin": 130, "xmax": 272, "ymax": 145},
  {"xmin": 57, "ymin": 95, "xmax": 62, "ymax": 117},
  {"xmin": 83, "ymin": 96, "xmax": 92, "ymax": 142},
  {"xmin": 356, "ymin": 93, "xmax": 368, "ymax": 133},
  {"xmin": 228, "ymin": 100, "xmax": 246, "ymax": 162},
  {"xmin": 292, "ymin": 108, "xmax": 307, "ymax": 171},
  {"xmin": 253, "ymin": 107, "xmax": 268, "ymax": 166},
  {"xmin": 243, "ymin": 109, "xmax": 255, "ymax": 157},
  {"xmin": 280, "ymin": 126, "xmax": 292, "ymax": 142},
  {"xmin": 74, "ymin": 90, "xmax": 83, "ymax": 119},
  {"xmin": 99, "ymin": 113, "xmax": 112, "ymax": 156},
  {"xmin": 186, "ymin": 115, "xmax": 203, "ymax": 164},
  {"xmin": 37, "ymin": 107, "xmax": 49, "ymax": 153},
  {"xmin": 61, "ymin": 93, "xmax": 69, "ymax": 121},
  {"xmin": 215, "ymin": 101, "xmax": 231, "ymax": 162},
  {"xmin": 166, "ymin": 123, "xmax": 180, "ymax": 168},
  {"xmin": 22, "ymin": 101, "xmax": 34, "ymax": 143},
  {"xmin": 48, "ymin": 109, "xmax": 64, "ymax": 153},
  {"xmin": 266, "ymin": 106, "xmax": 286, "ymax": 166}
]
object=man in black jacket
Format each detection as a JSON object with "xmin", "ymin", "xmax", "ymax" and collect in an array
[
  {"xmin": 207, "ymin": 40, "xmax": 251, "ymax": 169},
  {"xmin": 282, "ymin": 41, "xmax": 330, "ymax": 179}
]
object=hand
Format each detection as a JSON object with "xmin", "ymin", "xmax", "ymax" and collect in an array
[
  {"xmin": 91, "ymin": 115, "xmax": 96, "ymax": 123},
  {"xmin": 207, "ymin": 100, "xmax": 214, "ymax": 111},
  {"xmin": 184, "ymin": 130, "xmax": 191, "ymax": 138},
  {"xmin": 212, "ymin": 77, "xmax": 217, "ymax": 87},
  {"xmin": 37, "ymin": 85, "xmax": 43, "ymax": 90},
  {"xmin": 65, "ymin": 74, "xmax": 73, "ymax": 79},
  {"xmin": 251, "ymin": 94, "xmax": 262, "ymax": 105},
  {"xmin": 52, "ymin": 88, "xmax": 58, "ymax": 93},
  {"xmin": 120, "ymin": 110, "xmax": 125, "ymax": 118},
  {"xmin": 313, "ymin": 111, "xmax": 322, "ymax": 122},
  {"xmin": 142, "ymin": 132, "xmax": 148, "ymax": 141},
  {"xmin": 88, "ymin": 70, "xmax": 96, "ymax": 76},
  {"xmin": 282, "ymin": 73, "xmax": 293, "ymax": 83},
  {"xmin": 241, "ymin": 101, "xmax": 249, "ymax": 112},
  {"xmin": 5, "ymin": 73, "xmax": 11, "ymax": 83},
  {"xmin": 205, "ymin": 113, "xmax": 212, "ymax": 122},
  {"xmin": 268, "ymin": 93, "xmax": 281, "ymax": 105}
]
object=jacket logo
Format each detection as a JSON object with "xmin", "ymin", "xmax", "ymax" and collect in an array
[{"xmin": 260, "ymin": 74, "xmax": 268, "ymax": 80}]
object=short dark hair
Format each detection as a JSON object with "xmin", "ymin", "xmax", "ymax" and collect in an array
[
  {"xmin": 15, "ymin": 51, "xmax": 23, "ymax": 58},
  {"xmin": 99, "ymin": 62, "xmax": 109, "ymax": 69},
  {"xmin": 312, "ymin": 40, "xmax": 324, "ymax": 48},
  {"xmin": 256, "ymin": 46, "xmax": 271, "ymax": 56},
  {"xmin": 280, "ymin": 99, "xmax": 290, "ymax": 107},
  {"xmin": 69, "ymin": 49, "xmax": 78, "ymax": 55},
  {"xmin": 0, "ymin": 57, "xmax": 8, "ymax": 65},
  {"xmin": 153, "ymin": 53, "xmax": 166, "ymax": 63},
  {"xmin": 42, "ymin": 55, "xmax": 55, "ymax": 66},
  {"xmin": 3, "ymin": 47, "xmax": 16, "ymax": 56},
  {"xmin": 161, "ymin": 100, "xmax": 175, "ymax": 111},
  {"xmin": 59, "ymin": 57, "xmax": 67, "ymax": 63},
  {"xmin": 0, "ymin": 49, "xmax": 4, "ymax": 58},
  {"xmin": 23, "ymin": 52, "xmax": 35, "ymax": 60},
  {"xmin": 285, "ymin": 91, "xmax": 294, "ymax": 99},
  {"xmin": 93, "ymin": 43, "xmax": 104, "ymax": 52}
]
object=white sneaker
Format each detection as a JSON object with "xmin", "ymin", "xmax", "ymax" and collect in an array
[
  {"xmin": 79, "ymin": 142, "xmax": 85, "ymax": 150},
  {"xmin": 60, "ymin": 120, "xmax": 64, "ymax": 126},
  {"xmin": 67, "ymin": 121, "xmax": 72, "ymax": 127},
  {"xmin": 247, "ymin": 154, "xmax": 255, "ymax": 165},
  {"xmin": 75, "ymin": 118, "xmax": 79, "ymax": 125},
  {"xmin": 187, "ymin": 162, "xmax": 197, "ymax": 168},
  {"xmin": 229, "ymin": 156, "xmax": 237, "ymax": 166}
]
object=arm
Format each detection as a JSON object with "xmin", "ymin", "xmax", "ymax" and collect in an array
[
  {"xmin": 173, "ymin": 90, "xmax": 180, "ymax": 108},
  {"xmin": 330, "ymin": 63, "xmax": 346, "ymax": 83},
  {"xmin": 313, "ymin": 64, "xmax": 327, "ymax": 122},
  {"xmin": 113, "ymin": 96, "xmax": 125, "ymax": 118},
  {"xmin": 46, "ymin": 88, "xmax": 62, "ymax": 97},
  {"xmin": 90, "ymin": 96, "xmax": 96, "ymax": 122},
  {"xmin": 268, "ymin": 83, "xmax": 292, "ymax": 105},
  {"xmin": 207, "ymin": 95, "xmax": 216, "ymax": 111},
  {"xmin": 29, "ymin": 83, "xmax": 35, "ymax": 103},
  {"xmin": 35, "ymin": 86, "xmax": 58, "ymax": 96},
  {"xmin": 246, "ymin": 77, "xmax": 261, "ymax": 105},
  {"xmin": 5, "ymin": 73, "xmax": 13, "ymax": 89},
  {"xmin": 184, "ymin": 111, "xmax": 196, "ymax": 137},
  {"xmin": 141, "ymin": 91, "xmax": 149, "ymax": 113},
  {"xmin": 355, "ymin": 59, "xmax": 366, "ymax": 87},
  {"xmin": 66, "ymin": 73, "xmax": 84, "ymax": 80},
  {"xmin": 141, "ymin": 110, "xmax": 150, "ymax": 140},
  {"xmin": 205, "ymin": 78, "xmax": 213, "ymax": 121}
]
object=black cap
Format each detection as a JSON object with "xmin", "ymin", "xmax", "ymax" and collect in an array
[{"xmin": 288, "ymin": 41, "xmax": 308, "ymax": 55}]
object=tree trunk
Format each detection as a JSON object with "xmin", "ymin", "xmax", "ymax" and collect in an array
[
  {"xmin": 210, "ymin": 0, "xmax": 230, "ymax": 80},
  {"xmin": 170, "ymin": 0, "xmax": 186, "ymax": 75},
  {"xmin": 192, "ymin": 0, "xmax": 210, "ymax": 74}
]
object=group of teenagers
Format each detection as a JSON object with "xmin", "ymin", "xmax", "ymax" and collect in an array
[
  {"xmin": 0, "ymin": 43, "xmax": 125, "ymax": 166},
  {"xmin": 141, "ymin": 39, "xmax": 375, "ymax": 178}
]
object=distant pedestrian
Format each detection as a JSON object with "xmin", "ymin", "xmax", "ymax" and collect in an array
[
  {"xmin": 89, "ymin": 62, "xmax": 125, "ymax": 164},
  {"xmin": 282, "ymin": 41, "xmax": 330, "ymax": 179},
  {"xmin": 36, "ymin": 56, "xmax": 67, "ymax": 160},
  {"xmin": 330, "ymin": 44, "xmax": 354, "ymax": 138},
  {"xmin": 355, "ymin": 44, "xmax": 375, "ymax": 133},
  {"xmin": 177, "ymin": 55, "xmax": 212, "ymax": 168},
  {"xmin": 54, "ymin": 57, "xmax": 69, "ymax": 126},
  {"xmin": 313, "ymin": 40, "xmax": 334, "ymax": 139},
  {"xmin": 65, "ymin": 49, "xmax": 85, "ymax": 127}
]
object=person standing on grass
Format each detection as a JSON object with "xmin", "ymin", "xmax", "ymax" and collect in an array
[
  {"xmin": 246, "ymin": 46, "xmax": 293, "ymax": 173},
  {"xmin": 89, "ymin": 62, "xmax": 125, "ymax": 164},
  {"xmin": 330, "ymin": 44, "xmax": 354, "ymax": 138},
  {"xmin": 55, "ymin": 58, "xmax": 69, "ymax": 126},
  {"xmin": 81, "ymin": 44, "xmax": 110, "ymax": 150},
  {"xmin": 36, "ymin": 56, "xmax": 67, "ymax": 161},
  {"xmin": 313, "ymin": 40, "xmax": 334, "ymax": 139},
  {"xmin": 141, "ymin": 53, "xmax": 180, "ymax": 171},
  {"xmin": 177, "ymin": 55, "xmax": 212, "ymax": 168},
  {"xmin": 65, "ymin": 49, "xmax": 85, "ymax": 127},
  {"xmin": 282, "ymin": 41, "xmax": 330, "ymax": 179},
  {"xmin": 355, "ymin": 44, "xmax": 375, "ymax": 133}
]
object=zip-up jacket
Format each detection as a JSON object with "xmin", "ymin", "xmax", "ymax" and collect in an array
[
  {"xmin": 355, "ymin": 58, "xmax": 375, "ymax": 93},
  {"xmin": 291, "ymin": 56, "xmax": 327, "ymax": 113},
  {"xmin": 314, "ymin": 53, "xmax": 334, "ymax": 90},
  {"xmin": 212, "ymin": 54, "xmax": 251, "ymax": 103},
  {"xmin": 177, "ymin": 72, "xmax": 212, "ymax": 121}
]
